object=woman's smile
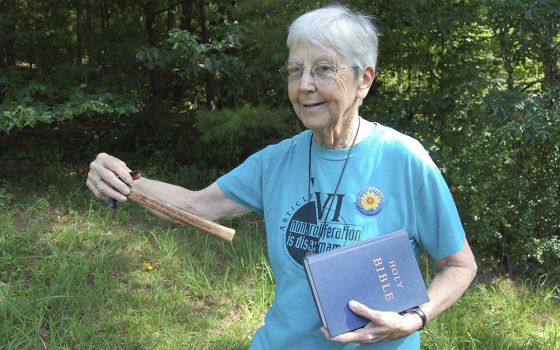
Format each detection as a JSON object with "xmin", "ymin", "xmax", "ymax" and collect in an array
[{"xmin": 302, "ymin": 101, "xmax": 326, "ymax": 110}]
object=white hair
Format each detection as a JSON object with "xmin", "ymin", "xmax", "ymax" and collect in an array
[{"xmin": 287, "ymin": 4, "xmax": 379, "ymax": 71}]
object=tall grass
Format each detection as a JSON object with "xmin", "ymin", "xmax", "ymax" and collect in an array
[
  {"xmin": 0, "ymin": 169, "xmax": 272, "ymax": 349},
  {"xmin": 422, "ymin": 277, "xmax": 559, "ymax": 349},
  {"xmin": 0, "ymin": 162, "xmax": 558, "ymax": 349}
]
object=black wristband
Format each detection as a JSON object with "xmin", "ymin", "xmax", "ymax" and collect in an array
[{"xmin": 405, "ymin": 307, "xmax": 427, "ymax": 331}]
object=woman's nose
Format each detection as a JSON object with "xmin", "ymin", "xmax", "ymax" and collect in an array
[{"xmin": 298, "ymin": 68, "xmax": 316, "ymax": 91}]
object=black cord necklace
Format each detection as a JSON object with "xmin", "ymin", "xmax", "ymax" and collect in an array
[{"xmin": 307, "ymin": 117, "xmax": 361, "ymax": 221}]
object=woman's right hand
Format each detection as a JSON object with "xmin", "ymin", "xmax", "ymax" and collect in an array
[{"xmin": 86, "ymin": 153, "xmax": 134, "ymax": 203}]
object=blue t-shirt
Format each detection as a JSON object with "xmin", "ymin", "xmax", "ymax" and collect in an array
[{"xmin": 217, "ymin": 124, "xmax": 465, "ymax": 350}]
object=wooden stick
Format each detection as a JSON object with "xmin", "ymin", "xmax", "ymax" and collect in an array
[{"xmin": 127, "ymin": 187, "xmax": 235, "ymax": 242}]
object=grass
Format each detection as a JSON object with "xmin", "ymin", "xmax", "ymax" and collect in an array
[
  {"xmin": 0, "ymin": 121, "xmax": 559, "ymax": 349},
  {"xmin": 423, "ymin": 277, "xmax": 559, "ymax": 349},
  {"xmin": 0, "ymin": 180, "xmax": 273, "ymax": 349}
]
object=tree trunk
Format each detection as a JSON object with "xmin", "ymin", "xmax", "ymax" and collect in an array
[
  {"xmin": 85, "ymin": 0, "xmax": 94, "ymax": 64},
  {"xmin": 75, "ymin": 0, "xmax": 83, "ymax": 65},
  {"xmin": 27, "ymin": 0, "xmax": 36, "ymax": 70},
  {"xmin": 180, "ymin": 0, "xmax": 194, "ymax": 31},
  {"xmin": 540, "ymin": 24, "xmax": 559, "ymax": 87},
  {"xmin": 171, "ymin": 0, "xmax": 194, "ymax": 103},
  {"xmin": 0, "ymin": 1, "xmax": 5, "ymax": 68},
  {"xmin": 100, "ymin": 0, "xmax": 107, "ymax": 34},
  {"xmin": 167, "ymin": 0, "xmax": 175, "ymax": 31},
  {"xmin": 142, "ymin": 0, "xmax": 163, "ymax": 111},
  {"xmin": 144, "ymin": 0, "xmax": 158, "ymax": 47},
  {"xmin": 0, "ymin": 0, "xmax": 17, "ymax": 68},
  {"xmin": 199, "ymin": 0, "xmax": 209, "ymax": 43},
  {"xmin": 496, "ymin": 27, "xmax": 514, "ymax": 92},
  {"xmin": 199, "ymin": 0, "xmax": 216, "ymax": 109}
]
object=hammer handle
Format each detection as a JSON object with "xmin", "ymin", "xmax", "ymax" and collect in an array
[{"xmin": 127, "ymin": 188, "xmax": 235, "ymax": 242}]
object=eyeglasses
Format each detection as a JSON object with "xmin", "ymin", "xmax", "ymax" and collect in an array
[{"xmin": 278, "ymin": 62, "xmax": 357, "ymax": 82}]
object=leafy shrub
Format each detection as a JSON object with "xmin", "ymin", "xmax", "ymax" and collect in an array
[
  {"xmin": 0, "ymin": 67, "xmax": 140, "ymax": 134},
  {"xmin": 449, "ymin": 87, "xmax": 560, "ymax": 278},
  {"xmin": 194, "ymin": 105, "xmax": 301, "ymax": 169}
]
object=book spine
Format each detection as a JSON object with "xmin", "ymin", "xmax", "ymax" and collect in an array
[{"xmin": 303, "ymin": 258, "xmax": 328, "ymax": 329}]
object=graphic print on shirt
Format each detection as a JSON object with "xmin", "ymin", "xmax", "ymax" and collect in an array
[{"xmin": 280, "ymin": 188, "xmax": 364, "ymax": 268}]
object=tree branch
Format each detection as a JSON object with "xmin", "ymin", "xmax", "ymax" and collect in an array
[{"xmin": 517, "ymin": 78, "xmax": 544, "ymax": 92}]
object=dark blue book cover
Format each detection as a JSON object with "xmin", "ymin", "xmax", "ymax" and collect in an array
[{"xmin": 303, "ymin": 229, "xmax": 430, "ymax": 337}]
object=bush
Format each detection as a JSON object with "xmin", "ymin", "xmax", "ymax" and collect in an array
[{"xmin": 194, "ymin": 105, "xmax": 302, "ymax": 170}]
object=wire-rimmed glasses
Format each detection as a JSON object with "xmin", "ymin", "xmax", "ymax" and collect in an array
[{"xmin": 279, "ymin": 62, "xmax": 357, "ymax": 82}]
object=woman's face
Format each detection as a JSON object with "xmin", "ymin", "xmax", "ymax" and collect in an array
[{"xmin": 287, "ymin": 41, "xmax": 366, "ymax": 133}]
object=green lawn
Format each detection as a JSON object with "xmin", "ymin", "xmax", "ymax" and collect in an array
[{"xmin": 0, "ymin": 165, "xmax": 558, "ymax": 349}]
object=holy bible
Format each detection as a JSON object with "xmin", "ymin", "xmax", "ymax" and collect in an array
[{"xmin": 303, "ymin": 229, "xmax": 430, "ymax": 337}]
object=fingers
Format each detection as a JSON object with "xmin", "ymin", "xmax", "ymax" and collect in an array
[
  {"xmin": 97, "ymin": 153, "xmax": 133, "ymax": 185},
  {"xmin": 86, "ymin": 153, "xmax": 133, "ymax": 203},
  {"xmin": 321, "ymin": 301, "xmax": 382, "ymax": 344},
  {"xmin": 330, "ymin": 328, "xmax": 379, "ymax": 345},
  {"xmin": 327, "ymin": 325, "xmax": 376, "ymax": 345},
  {"xmin": 348, "ymin": 300, "xmax": 383, "ymax": 321},
  {"xmin": 86, "ymin": 175, "xmax": 109, "ymax": 202},
  {"xmin": 322, "ymin": 301, "xmax": 407, "ymax": 345},
  {"xmin": 321, "ymin": 326, "xmax": 367, "ymax": 343},
  {"xmin": 320, "ymin": 327, "xmax": 329, "ymax": 338},
  {"xmin": 88, "ymin": 173, "xmax": 128, "ymax": 202}
]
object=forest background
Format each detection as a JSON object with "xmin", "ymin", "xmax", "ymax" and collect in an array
[{"xmin": 0, "ymin": 0, "xmax": 559, "ymax": 349}]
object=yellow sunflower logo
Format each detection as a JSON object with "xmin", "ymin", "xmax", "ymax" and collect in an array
[
  {"xmin": 361, "ymin": 191, "xmax": 382, "ymax": 211},
  {"xmin": 356, "ymin": 187, "xmax": 384, "ymax": 215}
]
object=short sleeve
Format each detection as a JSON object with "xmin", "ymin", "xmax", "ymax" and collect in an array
[
  {"xmin": 415, "ymin": 157, "xmax": 465, "ymax": 260},
  {"xmin": 217, "ymin": 149, "xmax": 266, "ymax": 214}
]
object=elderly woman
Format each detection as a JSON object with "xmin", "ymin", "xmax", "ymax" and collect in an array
[{"xmin": 87, "ymin": 4, "xmax": 476, "ymax": 350}]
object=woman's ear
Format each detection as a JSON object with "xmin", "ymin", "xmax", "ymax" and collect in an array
[{"xmin": 357, "ymin": 66, "xmax": 376, "ymax": 99}]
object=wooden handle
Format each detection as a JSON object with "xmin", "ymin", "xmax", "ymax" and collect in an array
[{"xmin": 127, "ymin": 188, "xmax": 235, "ymax": 242}]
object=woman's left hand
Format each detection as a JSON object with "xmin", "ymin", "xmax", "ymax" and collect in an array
[{"xmin": 321, "ymin": 300, "xmax": 422, "ymax": 345}]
